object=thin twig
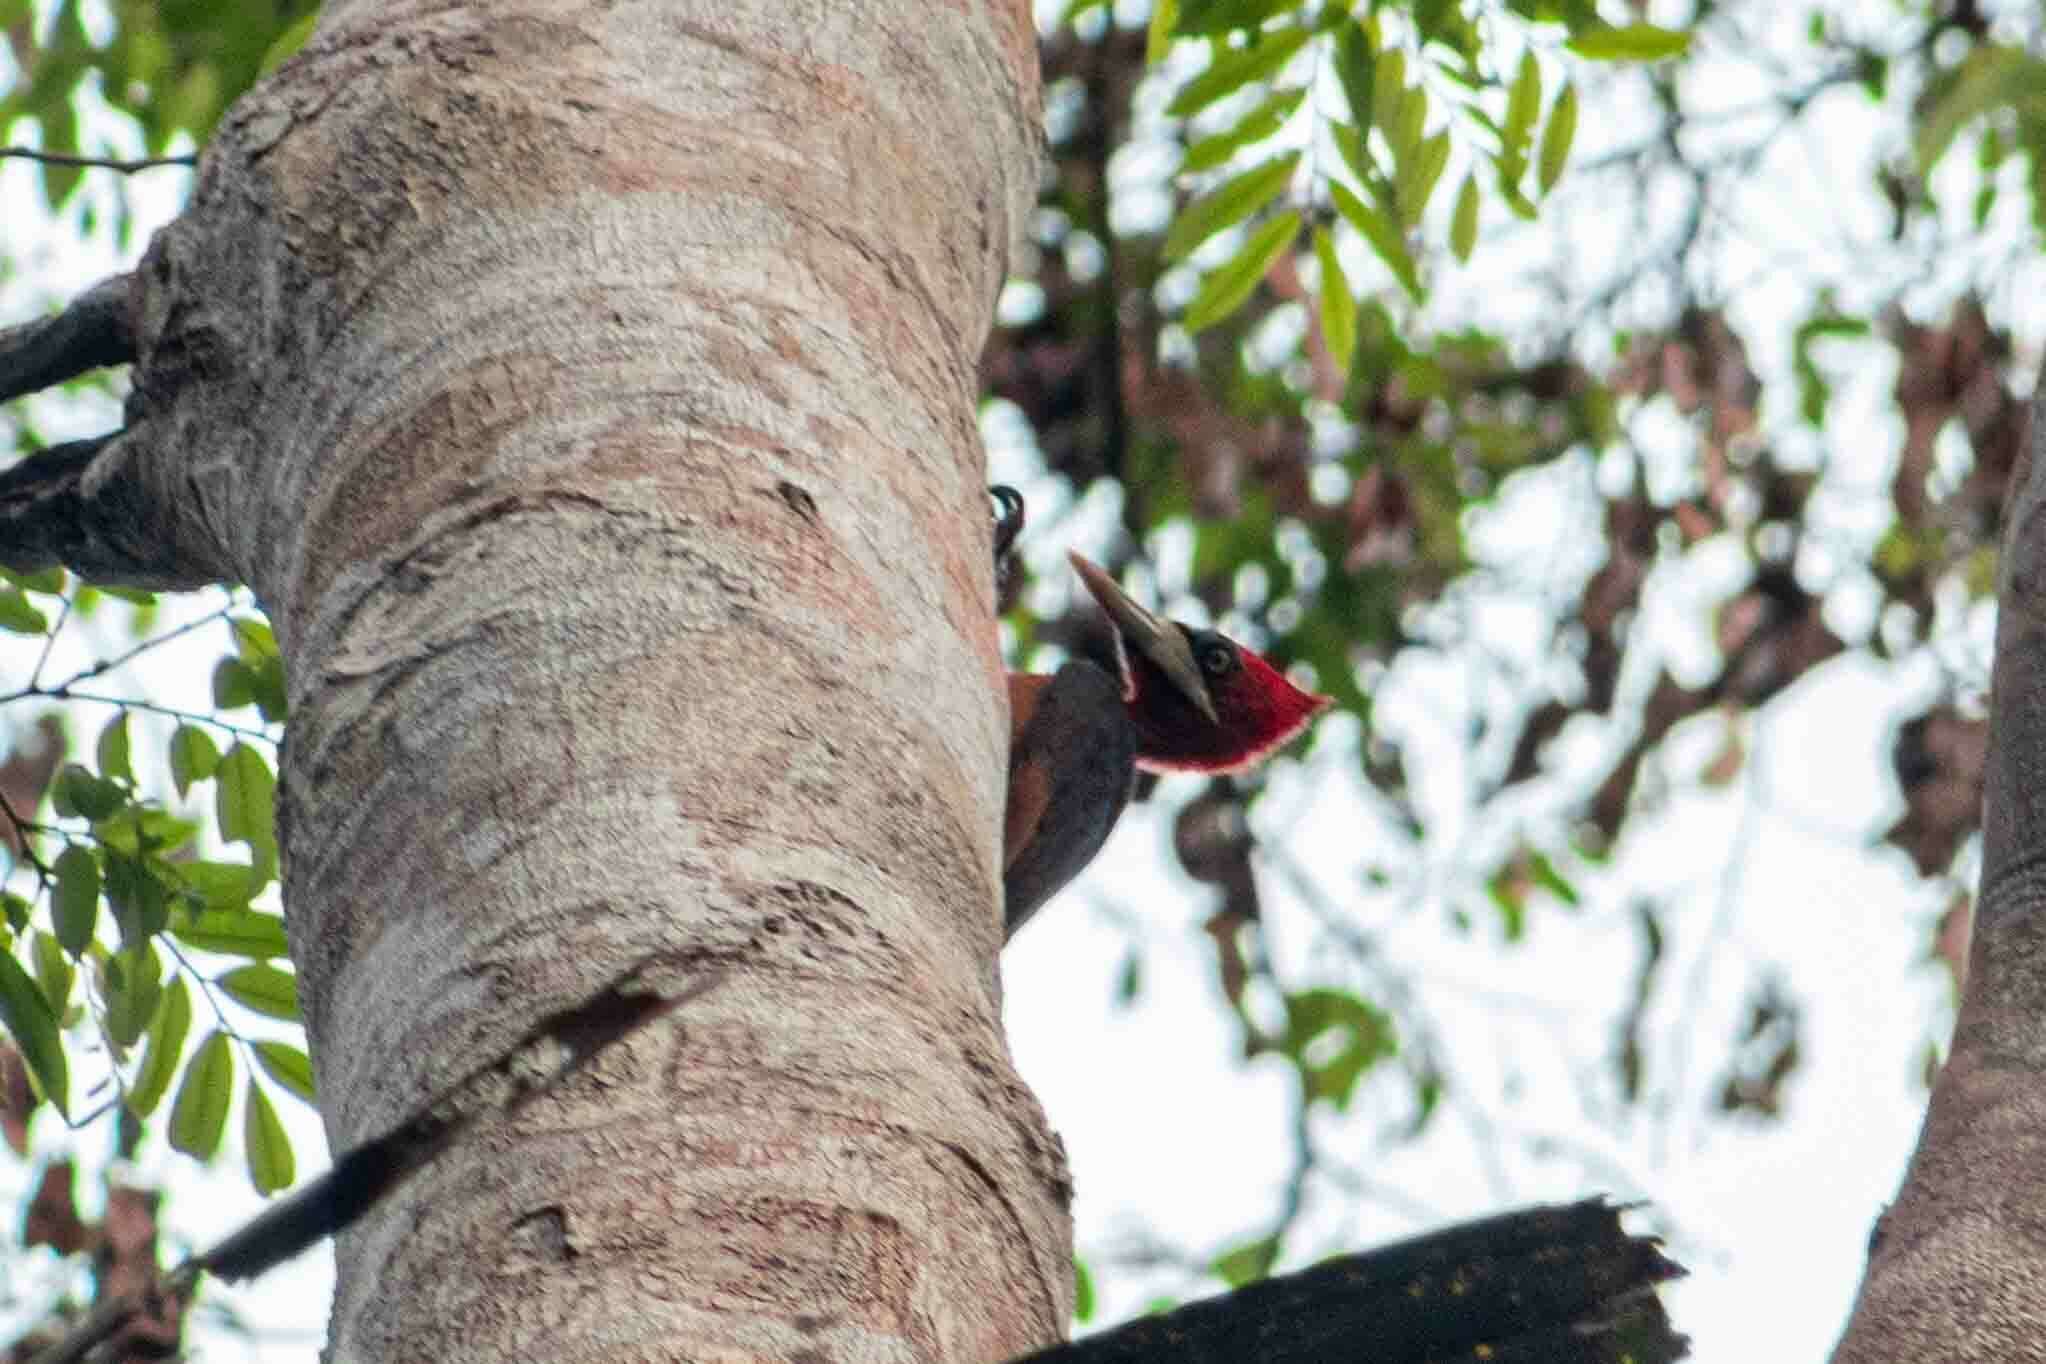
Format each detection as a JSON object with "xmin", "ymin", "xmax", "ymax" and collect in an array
[
  {"xmin": 25, "ymin": 592, "xmax": 74, "ymax": 691},
  {"xmin": 43, "ymin": 605, "xmax": 234, "ymax": 695},
  {"xmin": 1, "ymin": 147, "xmax": 195, "ymax": 173},
  {"xmin": 26, "ymin": 690, "xmax": 274, "ymax": 745}
]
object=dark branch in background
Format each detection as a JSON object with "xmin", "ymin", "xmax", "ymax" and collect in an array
[
  {"xmin": 0, "ymin": 435, "xmax": 207, "ymax": 589},
  {"xmin": 0, "ymin": 273, "xmax": 234, "ymax": 590},
  {"xmin": 0, "ymin": 276, "xmax": 142, "ymax": 581},
  {"xmin": 0, "ymin": 148, "xmax": 195, "ymax": 174},
  {"xmin": 0, "ymin": 274, "xmax": 135, "ymax": 404},
  {"xmin": 20, "ymin": 959, "xmax": 728, "ymax": 1364},
  {"xmin": 1017, "ymin": 1199, "xmax": 1685, "ymax": 1364}
]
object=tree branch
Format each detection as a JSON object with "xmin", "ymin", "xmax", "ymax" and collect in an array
[
  {"xmin": 0, "ymin": 147, "xmax": 196, "ymax": 173},
  {"xmin": 0, "ymin": 433, "xmax": 229, "ymax": 589},
  {"xmin": 1016, "ymin": 1199, "xmax": 1686, "ymax": 1364},
  {"xmin": 1832, "ymin": 351, "xmax": 2046, "ymax": 1359},
  {"xmin": 0, "ymin": 274, "xmax": 136, "ymax": 403}
]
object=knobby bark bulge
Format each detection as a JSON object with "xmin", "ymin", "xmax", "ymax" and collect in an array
[{"xmin": 86, "ymin": 1, "xmax": 1059, "ymax": 1358}]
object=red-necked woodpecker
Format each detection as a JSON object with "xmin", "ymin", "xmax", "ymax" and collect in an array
[{"xmin": 992, "ymin": 489, "xmax": 1330, "ymax": 937}]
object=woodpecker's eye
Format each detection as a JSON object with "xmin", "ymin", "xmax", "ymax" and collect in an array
[{"xmin": 1197, "ymin": 640, "xmax": 1237, "ymax": 678}]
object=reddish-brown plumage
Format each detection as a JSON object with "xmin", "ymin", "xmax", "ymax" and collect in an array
[{"xmin": 999, "ymin": 550, "xmax": 1331, "ymax": 937}]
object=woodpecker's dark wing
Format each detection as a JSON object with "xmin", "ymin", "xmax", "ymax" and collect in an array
[{"xmin": 1002, "ymin": 661, "xmax": 1136, "ymax": 939}]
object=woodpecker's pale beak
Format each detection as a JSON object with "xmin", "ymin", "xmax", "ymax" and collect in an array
[{"xmin": 1068, "ymin": 552, "xmax": 1219, "ymax": 724}]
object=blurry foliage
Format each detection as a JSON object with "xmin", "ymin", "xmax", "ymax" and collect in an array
[
  {"xmin": 0, "ymin": 0, "xmax": 2039, "ymax": 1340},
  {"xmin": 0, "ymin": 0, "xmax": 317, "ymax": 205},
  {"xmin": 986, "ymin": 0, "xmax": 2039, "ymax": 1308},
  {"xmin": 0, "ymin": 582, "xmax": 304, "ymax": 1193}
]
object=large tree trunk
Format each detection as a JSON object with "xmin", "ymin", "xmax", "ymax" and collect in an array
[
  {"xmin": 36, "ymin": 1, "xmax": 1057, "ymax": 1359},
  {"xmin": 1831, "ymin": 356, "xmax": 2046, "ymax": 1360}
]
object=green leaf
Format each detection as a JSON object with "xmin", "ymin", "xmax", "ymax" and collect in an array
[
  {"xmin": 53, "ymin": 765, "xmax": 125, "ymax": 821},
  {"xmin": 1147, "ymin": 0, "xmax": 1177, "ymax": 65},
  {"xmin": 171, "ymin": 861, "xmax": 261, "ymax": 914},
  {"xmin": 170, "ymin": 1029, "xmax": 234, "ymax": 1161},
  {"xmin": 1450, "ymin": 172, "xmax": 1480, "ymax": 261},
  {"xmin": 1388, "ymin": 84, "xmax": 1428, "ymax": 168},
  {"xmin": 1074, "ymin": 1258, "xmax": 1097, "ymax": 1324},
  {"xmin": 1314, "ymin": 227, "xmax": 1357, "ymax": 378},
  {"xmin": 1495, "ymin": 167, "xmax": 1537, "ymax": 221},
  {"xmin": 1916, "ymin": 46, "xmax": 2046, "ymax": 174},
  {"xmin": 230, "ymin": 621, "xmax": 290, "ymax": 723},
  {"xmin": 1395, "ymin": 130, "xmax": 1450, "ymax": 229},
  {"xmin": 52, "ymin": 845, "xmax": 99, "ymax": 956},
  {"xmin": 1539, "ymin": 83, "xmax": 1578, "ymax": 194},
  {"xmin": 1330, "ymin": 181, "xmax": 1421, "ymax": 301},
  {"xmin": 212, "ymin": 657, "xmax": 256, "ymax": 710},
  {"xmin": 1281, "ymin": 987, "xmax": 1396, "ymax": 1109},
  {"xmin": 1183, "ymin": 210, "xmax": 1299, "ymax": 332},
  {"xmin": 92, "ymin": 807, "xmax": 197, "ymax": 859},
  {"xmin": 215, "ymin": 743, "xmax": 278, "ymax": 882},
  {"xmin": 1182, "ymin": 85, "xmax": 1305, "ymax": 173},
  {"xmin": 1164, "ymin": 151, "xmax": 1300, "ymax": 262},
  {"xmin": 1565, "ymin": 23, "xmax": 1692, "ymax": 62},
  {"xmin": 246, "ymin": 661, "xmax": 287, "ymax": 723},
  {"xmin": 253, "ymin": 1039, "xmax": 317, "ymax": 1104},
  {"xmin": 1488, "ymin": 873, "xmax": 1527, "ymax": 941},
  {"xmin": 0, "ymin": 588, "xmax": 49, "ymax": 635},
  {"xmin": 244, "ymin": 1077, "xmax": 295, "ymax": 1194},
  {"xmin": 172, "ymin": 904, "xmax": 287, "ymax": 957},
  {"xmin": 1167, "ymin": 25, "xmax": 1312, "ymax": 118},
  {"xmin": 102, "ymin": 851, "xmax": 170, "ymax": 945},
  {"xmin": 129, "ymin": 975, "xmax": 191, "ymax": 1118},
  {"xmin": 31, "ymin": 932, "xmax": 72, "ymax": 1014},
  {"xmin": 1332, "ymin": 21, "xmax": 1375, "ymax": 134},
  {"xmin": 258, "ymin": 8, "xmax": 319, "ymax": 75},
  {"xmin": 0, "ymin": 565, "xmax": 65, "ymax": 595},
  {"xmin": 1211, "ymin": 1234, "xmax": 1281, "ymax": 1288},
  {"xmin": 1116, "ymin": 951, "xmax": 1142, "ymax": 1004},
  {"xmin": 1330, "ymin": 120, "xmax": 1375, "ymax": 187},
  {"xmin": 1371, "ymin": 47, "xmax": 1405, "ymax": 134},
  {"xmin": 104, "ymin": 944, "xmax": 162, "ymax": 1050},
  {"xmin": 1529, "ymin": 850, "xmax": 1581, "ymax": 907},
  {"xmin": 217, "ymin": 963, "xmax": 300, "ymax": 1020},
  {"xmin": 0, "ymin": 950, "xmax": 67, "ymax": 1116},
  {"xmin": 169, "ymin": 724, "xmax": 220, "ymax": 796},
  {"xmin": 1500, "ymin": 50, "xmax": 1541, "ymax": 181},
  {"xmin": 95, "ymin": 712, "xmax": 132, "ymax": 784}
]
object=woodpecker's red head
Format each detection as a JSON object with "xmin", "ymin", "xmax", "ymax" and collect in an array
[{"xmin": 1069, "ymin": 552, "xmax": 1332, "ymax": 775}]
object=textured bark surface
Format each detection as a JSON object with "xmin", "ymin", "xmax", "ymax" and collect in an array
[
  {"xmin": 104, "ymin": 1, "xmax": 1058, "ymax": 1360},
  {"xmin": 1832, "ymin": 357, "xmax": 2046, "ymax": 1362}
]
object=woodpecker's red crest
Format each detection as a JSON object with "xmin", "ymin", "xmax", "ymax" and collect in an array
[{"xmin": 1069, "ymin": 551, "xmax": 1331, "ymax": 775}]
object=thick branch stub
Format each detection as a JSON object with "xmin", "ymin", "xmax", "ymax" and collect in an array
[
  {"xmin": 0, "ymin": 433, "xmax": 224, "ymax": 590},
  {"xmin": 1014, "ymin": 1198, "xmax": 1686, "ymax": 1364},
  {"xmin": 0, "ymin": 273, "xmax": 136, "ymax": 403}
]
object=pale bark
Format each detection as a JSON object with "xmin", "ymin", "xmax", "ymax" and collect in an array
[
  {"xmin": 1832, "ymin": 356, "xmax": 2046, "ymax": 1361},
  {"xmin": 23, "ymin": 1, "xmax": 1058, "ymax": 1360}
]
